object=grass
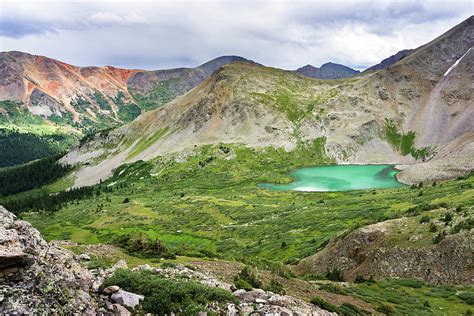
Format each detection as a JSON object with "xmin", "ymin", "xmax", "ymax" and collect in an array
[
  {"xmin": 384, "ymin": 118, "xmax": 436, "ymax": 160},
  {"xmin": 130, "ymin": 78, "xmax": 183, "ymax": 111}
]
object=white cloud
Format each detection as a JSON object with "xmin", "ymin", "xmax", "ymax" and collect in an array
[
  {"xmin": 89, "ymin": 12, "xmax": 147, "ymax": 26},
  {"xmin": 0, "ymin": 0, "xmax": 472, "ymax": 70}
]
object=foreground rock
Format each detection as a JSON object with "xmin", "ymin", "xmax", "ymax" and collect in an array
[
  {"xmin": 0, "ymin": 206, "xmax": 101, "ymax": 314},
  {"xmin": 233, "ymin": 288, "xmax": 336, "ymax": 315}
]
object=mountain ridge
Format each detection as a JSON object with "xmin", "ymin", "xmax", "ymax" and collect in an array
[{"xmin": 0, "ymin": 51, "xmax": 253, "ymax": 132}]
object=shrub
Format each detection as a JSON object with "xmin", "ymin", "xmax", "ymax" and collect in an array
[
  {"xmin": 450, "ymin": 218, "xmax": 474, "ymax": 234},
  {"xmin": 393, "ymin": 278, "xmax": 424, "ymax": 288},
  {"xmin": 265, "ymin": 278, "xmax": 285, "ymax": 295},
  {"xmin": 325, "ymin": 267, "xmax": 345, "ymax": 282},
  {"xmin": 103, "ymin": 269, "xmax": 236, "ymax": 314},
  {"xmin": 442, "ymin": 212, "xmax": 453, "ymax": 224},
  {"xmin": 161, "ymin": 262, "xmax": 177, "ymax": 269},
  {"xmin": 123, "ymin": 197, "xmax": 130, "ymax": 203},
  {"xmin": 310, "ymin": 296, "xmax": 338, "ymax": 313},
  {"xmin": 112, "ymin": 233, "xmax": 172, "ymax": 258},
  {"xmin": 419, "ymin": 216, "xmax": 430, "ymax": 224},
  {"xmin": 234, "ymin": 266, "xmax": 262, "ymax": 290},
  {"xmin": 429, "ymin": 223, "xmax": 438, "ymax": 232},
  {"xmin": 339, "ymin": 303, "xmax": 366, "ymax": 316},
  {"xmin": 355, "ymin": 274, "xmax": 366, "ymax": 283},
  {"xmin": 319, "ymin": 283, "xmax": 345, "ymax": 294},
  {"xmin": 433, "ymin": 231, "xmax": 445, "ymax": 244},
  {"xmin": 459, "ymin": 292, "xmax": 474, "ymax": 305}
]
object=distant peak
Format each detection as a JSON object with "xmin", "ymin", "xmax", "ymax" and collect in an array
[
  {"xmin": 297, "ymin": 64, "xmax": 319, "ymax": 71},
  {"xmin": 297, "ymin": 62, "xmax": 359, "ymax": 79}
]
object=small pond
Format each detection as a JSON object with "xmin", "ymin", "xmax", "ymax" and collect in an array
[{"xmin": 259, "ymin": 164, "xmax": 405, "ymax": 192}]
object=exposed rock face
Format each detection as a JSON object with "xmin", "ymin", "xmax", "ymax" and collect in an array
[
  {"xmin": 0, "ymin": 206, "xmax": 101, "ymax": 314},
  {"xmin": 295, "ymin": 214, "xmax": 474, "ymax": 285}
]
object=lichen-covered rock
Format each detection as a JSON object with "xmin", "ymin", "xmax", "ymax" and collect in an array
[
  {"xmin": 103, "ymin": 285, "xmax": 121, "ymax": 294},
  {"xmin": 110, "ymin": 290, "xmax": 144, "ymax": 309},
  {"xmin": 0, "ymin": 206, "xmax": 103, "ymax": 314}
]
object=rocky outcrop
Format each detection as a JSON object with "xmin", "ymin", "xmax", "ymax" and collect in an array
[
  {"xmin": 295, "ymin": 214, "xmax": 474, "ymax": 285},
  {"xmin": 0, "ymin": 206, "xmax": 101, "ymax": 314},
  {"xmin": 233, "ymin": 288, "xmax": 336, "ymax": 315}
]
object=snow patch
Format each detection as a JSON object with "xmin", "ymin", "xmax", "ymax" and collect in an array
[{"xmin": 443, "ymin": 47, "xmax": 472, "ymax": 77}]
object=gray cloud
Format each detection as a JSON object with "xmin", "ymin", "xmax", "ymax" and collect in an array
[
  {"xmin": 0, "ymin": 19, "xmax": 55, "ymax": 38},
  {"xmin": 0, "ymin": 0, "xmax": 472, "ymax": 70}
]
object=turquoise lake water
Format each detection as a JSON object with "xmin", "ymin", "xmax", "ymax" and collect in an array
[{"xmin": 259, "ymin": 164, "xmax": 405, "ymax": 192}]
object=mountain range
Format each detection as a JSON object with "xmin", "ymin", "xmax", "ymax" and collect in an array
[
  {"xmin": 0, "ymin": 52, "xmax": 360, "ymax": 135},
  {"xmin": 57, "ymin": 16, "xmax": 474, "ymax": 188},
  {"xmin": 0, "ymin": 52, "xmax": 252, "ymax": 132},
  {"xmin": 0, "ymin": 16, "xmax": 473, "ymax": 186}
]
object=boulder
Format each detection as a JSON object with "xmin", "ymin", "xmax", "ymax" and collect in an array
[
  {"xmin": 103, "ymin": 285, "xmax": 121, "ymax": 294},
  {"xmin": 111, "ymin": 290, "xmax": 144, "ymax": 309},
  {"xmin": 78, "ymin": 253, "xmax": 91, "ymax": 261}
]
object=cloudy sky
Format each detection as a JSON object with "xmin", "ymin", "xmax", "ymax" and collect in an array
[{"xmin": 0, "ymin": 0, "xmax": 472, "ymax": 70}]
